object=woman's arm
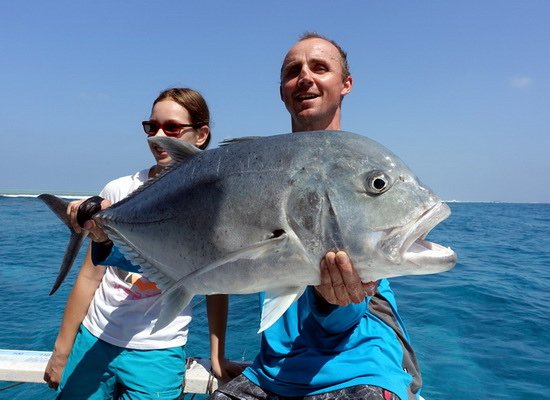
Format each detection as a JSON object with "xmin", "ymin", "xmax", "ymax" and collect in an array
[
  {"xmin": 206, "ymin": 294, "xmax": 247, "ymax": 382},
  {"xmin": 43, "ymin": 246, "xmax": 105, "ymax": 389}
]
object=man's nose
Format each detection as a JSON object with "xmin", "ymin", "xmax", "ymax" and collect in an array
[
  {"xmin": 297, "ymin": 67, "xmax": 313, "ymax": 87},
  {"xmin": 156, "ymin": 129, "xmax": 168, "ymax": 137}
]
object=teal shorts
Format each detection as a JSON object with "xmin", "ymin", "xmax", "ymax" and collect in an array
[{"xmin": 57, "ymin": 325, "xmax": 186, "ymax": 399}]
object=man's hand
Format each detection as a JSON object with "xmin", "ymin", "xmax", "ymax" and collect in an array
[
  {"xmin": 43, "ymin": 349, "xmax": 68, "ymax": 390},
  {"xmin": 315, "ymin": 251, "xmax": 377, "ymax": 306},
  {"xmin": 67, "ymin": 198, "xmax": 112, "ymax": 242}
]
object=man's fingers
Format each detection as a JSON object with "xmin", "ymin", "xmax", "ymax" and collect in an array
[
  {"xmin": 327, "ymin": 252, "xmax": 352, "ymax": 305},
  {"xmin": 316, "ymin": 251, "xmax": 375, "ymax": 306},
  {"xmin": 362, "ymin": 281, "xmax": 378, "ymax": 297},
  {"xmin": 334, "ymin": 251, "xmax": 364, "ymax": 303},
  {"xmin": 319, "ymin": 259, "xmax": 333, "ymax": 287},
  {"xmin": 315, "ymin": 259, "xmax": 338, "ymax": 304}
]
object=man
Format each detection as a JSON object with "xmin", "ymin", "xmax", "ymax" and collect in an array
[{"xmin": 211, "ymin": 33, "xmax": 422, "ymax": 400}]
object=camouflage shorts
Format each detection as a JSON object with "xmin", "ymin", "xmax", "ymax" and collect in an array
[{"xmin": 209, "ymin": 375, "xmax": 399, "ymax": 400}]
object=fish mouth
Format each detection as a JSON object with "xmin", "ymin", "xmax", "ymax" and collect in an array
[
  {"xmin": 152, "ymin": 143, "xmax": 168, "ymax": 157},
  {"xmin": 380, "ymin": 202, "xmax": 456, "ymax": 272},
  {"xmin": 401, "ymin": 202, "xmax": 456, "ymax": 270}
]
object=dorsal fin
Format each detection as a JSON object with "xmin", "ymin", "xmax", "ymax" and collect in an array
[
  {"xmin": 102, "ymin": 138, "xmax": 200, "ymax": 212},
  {"xmin": 219, "ymin": 136, "xmax": 263, "ymax": 147},
  {"xmin": 148, "ymin": 136, "xmax": 201, "ymax": 163}
]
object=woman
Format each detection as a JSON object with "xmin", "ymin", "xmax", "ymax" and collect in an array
[{"xmin": 44, "ymin": 88, "xmax": 240, "ymax": 399}]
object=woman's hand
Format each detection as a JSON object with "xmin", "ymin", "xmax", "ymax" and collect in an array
[
  {"xmin": 210, "ymin": 357, "xmax": 248, "ymax": 383},
  {"xmin": 43, "ymin": 349, "xmax": 68, "ymax": 390},
  {"xmin": 67, "ymin": 198, "xmax": 112, "ymax": 242}
]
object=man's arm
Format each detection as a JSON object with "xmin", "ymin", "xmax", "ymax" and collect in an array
[{"xmin": 44, "ymin": 246, "xmax": 105, "ymax": 389}]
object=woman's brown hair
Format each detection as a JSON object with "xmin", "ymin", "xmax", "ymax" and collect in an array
[{"xmin": 153, "ymin": 88, "xmax": 211, "ymax": 149}]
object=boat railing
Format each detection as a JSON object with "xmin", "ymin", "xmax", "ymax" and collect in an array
[
  {"xmin": 1, "ymin": 348, "xmax": 428, "ymax": 399},
  {"xmin": 0, "ymin": 349, "xmax": 222, "ymax": 395}
]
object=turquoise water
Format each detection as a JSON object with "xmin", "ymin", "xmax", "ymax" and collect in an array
[{"xmin": 0, "ymin": 196, "xmax": 549, "ymax": 399}]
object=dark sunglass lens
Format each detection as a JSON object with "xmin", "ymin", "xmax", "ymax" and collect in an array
[
  {"xmin": 163, "ymin": 123, "xmax": 182, "ymax": 136},
  {"xmin": 142, "ymin": 122, "xmax": 151, "ymax": 134},
  {"xmin": 144, "ymin": 122, "xmax": 160, "ymax": 135}
]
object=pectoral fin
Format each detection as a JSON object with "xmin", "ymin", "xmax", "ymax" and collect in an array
[
  {"xmin": 259, "ymin": 287, "xmax": 306, "ymax": 333},
  {"xmin": 146, "ymin": 233, "xmax": 289, "ymax": 330},
  {"xmin": 151, "ymin": 232, "xmax": 288, "ymax": 303},
  {"xmin": 150, "ymin": 288, "xmax": 194, "ymax": 333}
]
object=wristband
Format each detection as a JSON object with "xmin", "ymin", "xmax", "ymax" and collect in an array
[{"xmin": 91, "ymin": 239, "xmax": 114, "ymax": 266}]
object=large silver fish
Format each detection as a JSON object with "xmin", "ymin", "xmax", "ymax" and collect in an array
[{"xmin": 41, "ymin": 131, "xmax": 456, "ymax": 332}]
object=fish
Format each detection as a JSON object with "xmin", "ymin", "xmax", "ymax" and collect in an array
[{"xmin": 40, "ymin": 131, "xmax": 456, "ymax": 332}]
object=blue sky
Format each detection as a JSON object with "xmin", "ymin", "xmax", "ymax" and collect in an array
[{"xmin": 2, "ymin": 1, "xmax": 548, "ymax": 203}]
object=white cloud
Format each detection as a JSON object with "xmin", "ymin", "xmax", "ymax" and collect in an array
[{"xmin": 510, "ymin": 76, "xmax": 533, "ymax": 89}]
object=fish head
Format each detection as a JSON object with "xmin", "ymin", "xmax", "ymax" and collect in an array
[{"xmin": 313, "ymin": 132, "xmax": 456, "ymax": 281}]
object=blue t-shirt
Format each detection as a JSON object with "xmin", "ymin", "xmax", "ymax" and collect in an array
[{"xmin": 243, "ymin": 279, "xmax": 421, "ymax": 400}]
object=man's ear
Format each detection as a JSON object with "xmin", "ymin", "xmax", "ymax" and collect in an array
[{"xmin": 341, "ymin": 75, "xmax": 353, "ymax": 96}]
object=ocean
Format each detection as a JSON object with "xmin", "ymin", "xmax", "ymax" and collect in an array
[{"xmin": 0, "ymin": 195, "xmax": 548, "ymax": 399}]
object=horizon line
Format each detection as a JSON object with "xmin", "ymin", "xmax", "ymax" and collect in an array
[{"xmin": 1, "ymin": 191, "xmax": 548, "ymax": 205}]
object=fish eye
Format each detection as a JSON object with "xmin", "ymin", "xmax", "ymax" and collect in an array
[{"xmin": 365, "ymin": 171, "xmax": 392, "ymax": 195}]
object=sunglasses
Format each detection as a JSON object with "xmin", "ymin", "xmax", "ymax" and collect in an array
[{"xmin": 142, "ymin": 120, "xmax": 199, "ymax": 137}]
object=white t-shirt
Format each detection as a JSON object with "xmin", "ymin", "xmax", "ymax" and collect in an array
[{"xmin": 82, "ymin": 169, "xmax": 192, "ymax": 349}]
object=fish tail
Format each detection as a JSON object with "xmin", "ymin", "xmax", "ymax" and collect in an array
[{"xmin": 38, "ymin": 194, "xmax": 88, "ymax": 295}]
